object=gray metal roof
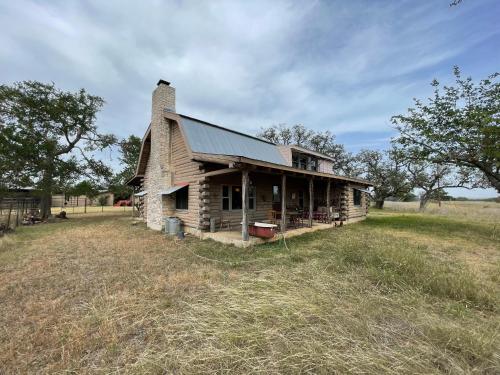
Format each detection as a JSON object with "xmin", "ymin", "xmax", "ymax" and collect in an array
[
  {"xmin": 179, "ymin": 115, "xmax": 287, "ymax": 165},
  {"xmin": 159, "ymin": 183, "xmax": 189, "ymax": 195}
]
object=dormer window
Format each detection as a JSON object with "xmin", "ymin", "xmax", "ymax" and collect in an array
[{"xmin": 292, "ymin": 152, "xmax": 318, "ymax": 171}]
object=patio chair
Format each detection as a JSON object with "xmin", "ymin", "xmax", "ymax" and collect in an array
[
  {"xmin": 267, "ymin": 209, "xmax": 280, "ymax": 226},
  {"xmin": 220, "ymin": 213, "xmax": 231, "ymax": 231},
  {"xmin": 330, "ymin": 207, "xmax": 342, "ymax": 227}
]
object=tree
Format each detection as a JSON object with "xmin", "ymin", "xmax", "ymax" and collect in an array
[
  {"xmin": 97, "ymin": 195, "xmax": 109, "ymax": 212},
  {"xmin": 257, "ymin": 124, "xmax": 358, "ymax": 176},
  {"xmin": 68, "ymin": 180, "xmax": 99, "ymax": 213},
  {"xmin": 109, "ymin": 135, "xmax": 141, "ymax": 201},
  {"xmin": 356, "ymin": 149, "xmax": 412, "ymax": 209},
  {"xmin": 402, "ymin": 192, "xmax": 418, "ymax": 202},
  {"xmin": 405, "ymin": 161, "xmax": 478, "ymax": 210},
  {"xmin": 392, "ymin": 67, "xmax": 500, "ymax": 192},
  {"xmin": 0, "ymin": 81, "xmax": 115, "ymax": 218}
]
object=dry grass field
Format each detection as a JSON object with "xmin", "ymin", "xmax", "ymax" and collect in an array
[
  {"xmin": 384, "ymin": 200, "xmax": 500, "ymax": 223},
  {"xmin": 0, "ymin": 206, "xmax": 499, "ymax": 374}
]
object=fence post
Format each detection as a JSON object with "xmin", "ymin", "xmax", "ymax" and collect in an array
[
  {"xmin": 15, "ymin": 201, "xmax": 20, "ymax": 227},
  {"xmin": 7, "ymin": 203, "xmax": 12, "ymax": 229}
]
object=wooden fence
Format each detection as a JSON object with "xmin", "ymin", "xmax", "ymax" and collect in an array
[{"xmin": 0, "ymin": 197, "xmax": 41, "ymax": 229}]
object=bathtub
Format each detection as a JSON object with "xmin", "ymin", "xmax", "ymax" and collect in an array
[{"xmin": 248, "ymin": 222, "xmax": 278, "ymax": 238}]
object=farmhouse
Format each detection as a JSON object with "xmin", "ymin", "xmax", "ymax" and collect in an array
[{"xmin": 128, "ymin": 80, "xmax": 371, "ymax": 245}]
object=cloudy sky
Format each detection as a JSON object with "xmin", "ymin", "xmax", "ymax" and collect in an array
[{"xmin": 1, "ymin": 0, "xmax": 498, "ymax": 197}]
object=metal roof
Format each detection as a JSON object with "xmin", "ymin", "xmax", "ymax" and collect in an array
[
  {"xmin": 179, "ymin": 115, "xmax": 287, "ymax": 165},
  {"xmin": 158, "ymin": 184, "xmax": 189, "ymax": 195}
]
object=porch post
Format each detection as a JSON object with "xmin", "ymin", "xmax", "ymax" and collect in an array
[
  {"xmin": 326, "ymin": 179, "xmax": 331, "ymax": 224},
  {"xmin": 308, "ymin": 177, "xmax": 313, "ymax": 227},
  {"xmin": 242, "ymin": 169, "xmax": 249, "ymax": 241},
  {"xmin": 281, "ymin": 174, "xmax": 287, "ymax": 233}
]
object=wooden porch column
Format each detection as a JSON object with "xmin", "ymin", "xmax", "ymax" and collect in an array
[
  {"xmin": 326, "ymin": 179, "xmax": 331, "ymax": 224},
  {"xmin": 281, "ymin": 174, "xmax": 287, "ymax": 233},
  {"xmin": 308, "ymin": 177, "xmax": 313, "ymax": 227},
  {"xmin": 131, "ymin": 193, "xmax": 135, "ymax": 218},
  {"xmin": 242, "ymin": 170, "xmax": 249, "ymax": 241}
]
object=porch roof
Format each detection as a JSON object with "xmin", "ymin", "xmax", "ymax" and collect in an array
[{"xmin": 194, "ymin": 153, "xmax": 373, "ymax": 186}]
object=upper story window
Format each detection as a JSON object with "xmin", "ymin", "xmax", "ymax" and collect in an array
[{"xmin": 292, "ymin": 152, "xmax": 318, "ymax": 171}]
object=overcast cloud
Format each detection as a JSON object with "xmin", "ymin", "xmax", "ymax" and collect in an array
[{"xmin": 1, "ymin": 0, "xmax": 498, "ymax": 197}]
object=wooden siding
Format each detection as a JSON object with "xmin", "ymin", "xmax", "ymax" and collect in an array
[
  {"xmin": 277, "ymin": 145, "xmax": 292, "ymax": 165},
  {"xmin": 318, "ymin": 160, "xmax": 334, "ymax": 174},
  {"xmin": 344, "ymin": 185, "xmax": 369, "ymax": 220},
  {"xmin": 165, "ymin": 123, "xmax": 202, "ymax": 229}
]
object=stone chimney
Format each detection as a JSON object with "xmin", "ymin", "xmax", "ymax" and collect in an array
[{"xmin": 146, "ymin": 80, "xmax": 176, "ymax": 230}]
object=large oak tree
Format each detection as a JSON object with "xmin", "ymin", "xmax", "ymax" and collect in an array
[
  {"xmin": 0, "ymin": 81, "xmax": 115, "ymax": 218},
  {"xmin": 356, "ymin": 149, "xmax": 412, "ymax": 209},
  {"xmin": 392, "ymin": 67, "xmax": 499, "ymax": 192}
]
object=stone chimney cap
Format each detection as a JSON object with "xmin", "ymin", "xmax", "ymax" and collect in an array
[{"xmin": 157, "ymin": 79, "xmax": 171, "ymax": 86}]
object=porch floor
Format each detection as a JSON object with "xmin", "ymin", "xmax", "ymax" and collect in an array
[{"xmin": 199, "ymin": 222, "xmax": 335, "ymax": 248}]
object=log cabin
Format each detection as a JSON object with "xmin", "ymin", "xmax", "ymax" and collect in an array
[{"xmin": 128, "ymin": 80, "xmax": 372, "ymax": 245}]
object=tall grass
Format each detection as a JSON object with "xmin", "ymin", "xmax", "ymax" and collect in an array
[
  {"xmin": 384, "ymin": 200, "xmax": 500, "ymax": 223},
  {"xmin": 0, "ymin": 211, "xmax": 498, "ymax": 374}
]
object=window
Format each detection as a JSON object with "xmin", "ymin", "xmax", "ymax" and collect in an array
[
  {"xmin": 249, "ymin": 185, "xmax": 256, "ymax": 210},
  {"xmin": 307, "ymin": 157, "xmax": 318, "ymax": 171},
  {"xmin": 222, "ymin": 185, "xmax": 230, "ymax": 210},
  {"xmin": 272, "ymin": 185, "xmax": 280, "ymax": 203},
  {"xmin": 292, "ymin": 152, "xmax": 318, "ymax": 171},
  {"xmin": 222, "ymin": 185, "xmax": 256, "ymax": 210},
  {"xmin": 299, "ymin": 155, "xmax": 308, "ymax": 169},
  {"xmin": 353, "ymin": 189, "xmax": 362, "ymax": 206},
  {"xmin": 175, "ymin": 186, "xmax": 188, "ymax": 210},
  {"xmin": 231, "ymin": 186, "xmax": 242, "ymax": 210},
  {"xmin": 298, "ymin": 190, "xmax": 304, "ymax": 208}
]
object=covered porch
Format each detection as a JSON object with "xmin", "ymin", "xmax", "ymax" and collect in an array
[{"xmin": 197, "ymin": 160, "xmax": 360, "ymax": 245}]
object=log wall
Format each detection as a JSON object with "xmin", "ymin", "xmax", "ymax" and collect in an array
[{"xmin": 162, "ymin": 123, "xmax": 203, "ymax": 230}]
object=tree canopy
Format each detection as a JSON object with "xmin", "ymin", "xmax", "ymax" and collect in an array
[
  {"xmin": 392, "ymin": 67, "xmax": 499, "ymax": 192},
  {"xmin": 257, "ymin": 124, "xmax": 357, "ymax": 176},
  {"xmin": 356, "ymin": 149, "xmax": 412, "ymax": 209},
  {"xmin": 109, "ymin": 135, "xmax": 141, "ymax": 201},
  {"xmin": 404, "ymin": 161, "xmax": 478, "ymax": 210},
  {"xmin": 0, "ymin": 81, "xmax": 115, "ymax": 217}
]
